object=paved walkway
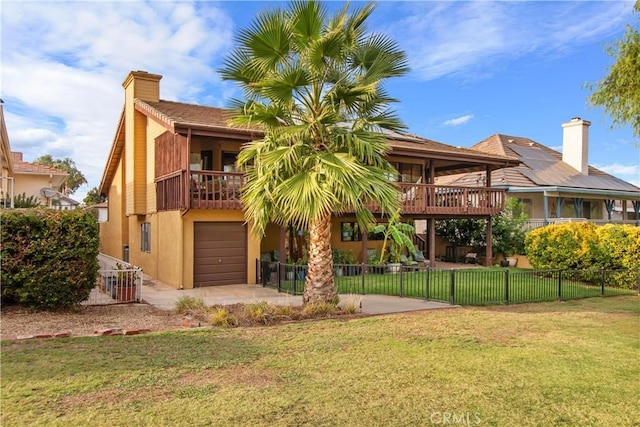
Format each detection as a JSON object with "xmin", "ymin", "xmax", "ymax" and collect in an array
[{"xmin": 141, "ymin": 279, "xmax": 457, "ymax": 315}]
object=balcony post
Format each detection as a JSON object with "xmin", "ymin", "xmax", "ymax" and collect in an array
[
  {"xmin": 485, "ymin": 216, "xmax": 493, "ymax": 267},
  {"xmin": 428, "ymin": 218, "xmax": 436, "ymax": 267}
]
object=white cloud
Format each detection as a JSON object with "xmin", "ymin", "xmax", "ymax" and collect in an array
[
  {"xmin": 389, "ymin": 1, "xmax": 632, "ymax": 81},
  {"xmin": 598, "ymin": 163, "xmax": 640, "ymax": 177},
  {"xmin": 443, "ymin": 114, "xmax": 474, "ymax": 127},
  {"xmin": 1, "ymin": 1, "xmax": 235, "ymax": 203}
]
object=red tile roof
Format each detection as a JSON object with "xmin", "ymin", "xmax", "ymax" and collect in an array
[{"xmin": 11, "ymin": 152, "xmax": 68, "ymax": 175}]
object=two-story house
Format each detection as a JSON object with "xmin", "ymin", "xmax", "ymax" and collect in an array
[
  {"xmin": 438, "ymin": 118, "xmax": 640, "ymax": 229},
  {"xmin": 98, "ymin": 71, "xmax": 519, "ymax": 289}
]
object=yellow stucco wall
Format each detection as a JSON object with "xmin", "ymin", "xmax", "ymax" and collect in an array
[
  {"xmin": 99, "ymin": 156, "xmax": 127, "ymax": 258},
  {"xmin": 261, "ymin": 223, "xmax": 282, "ymax": 256},
  {"xmin": 124, "ymin": 210, "xmax": 185, "ymax": 287}
]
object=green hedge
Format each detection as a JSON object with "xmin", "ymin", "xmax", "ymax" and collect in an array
[
  {"xmin": 1, "ymin": 209, "xmax": 99, "ymax": 310},
  {"xmin": 525, "ymin": 222, "xmax": 640, "ymax": 289}
]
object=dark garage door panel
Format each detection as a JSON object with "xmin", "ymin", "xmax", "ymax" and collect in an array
[{"xmin": 194, "ymin": 222, "xmax": 247, "ymax": 286}]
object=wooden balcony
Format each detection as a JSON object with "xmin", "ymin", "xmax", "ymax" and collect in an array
[
  {"xmin": 386, "ymin": 183, "xmax": 505, "ymax": 216},
  {"xmin": 157, "ymin": 171, "xmax": 505, "ymax": 215},
  {"xmin": 188, "ymin": 171, "xmax": 244, "ymax": 210}
]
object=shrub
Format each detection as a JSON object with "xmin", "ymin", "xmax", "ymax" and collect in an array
[
  {"xmin": 525, "ymin": 223, "xmax": 640, "ymax": 290},
  {"xmin": 595, "ymin": 225, "xmax": 640, "ymax": 289},
  {"xmin": 302, "ymin": 301, "xmax": 339, "ymax": 317},
  {"xmin": 595, "ymin": 224, "xmax": 640, "ymax": 270},
  {"xmin": 243, "ymin": 300, "xmax": 277, "ymax": 324},
  {"xmin": 1, "ymin": 209, "xmax": 99, "ymax": 310},
  {"xmin": 525, "ymin": 222, "xmax": 599, "ymax": 270},
  {"xmin": 175, "ymin": 296, "xmax": 207, "ymax": 315},
  {"xmin": 210, "ymin": 308, "xmax": 238, "ymax": 328}
]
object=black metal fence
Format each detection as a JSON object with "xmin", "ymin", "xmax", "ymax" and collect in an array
[{"xmin": 256, "ymin": 260, "xmax": 639, "ymax": 306}]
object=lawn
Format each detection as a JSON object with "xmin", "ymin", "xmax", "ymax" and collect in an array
[
  {"xmin": 2, "ymin": 296, "xmax": 639, "ymax": 426},
  {"xmin": 275, "ymin": 267, "xmax": 637, "ymax": 305}
]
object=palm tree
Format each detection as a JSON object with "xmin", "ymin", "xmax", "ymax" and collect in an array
[{"xmin": 220, "ymin": 0, "xmax": 409, "ymax": 304}]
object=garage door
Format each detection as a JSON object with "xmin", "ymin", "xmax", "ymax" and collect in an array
[{"xmin": 194, "ymin": 222, "xmax": 247, "ymax": 286}]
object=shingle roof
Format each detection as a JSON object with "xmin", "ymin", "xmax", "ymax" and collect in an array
[
  {"xmin": 135, "ymin": 100, "xmax": 518, "ymax": 165},
  {"xmin": 469, "ymin": 134, "xmax": 640, "ymax": 193},
  {"xmin": 136, "ymin": 99, "xmax": 261, "ymax": 134}
]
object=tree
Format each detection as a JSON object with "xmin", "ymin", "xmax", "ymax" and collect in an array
[
  {"xmin": 587, "ymin": 1, "xmax": 640, "ymax": 137},
  {"xmin": 33, "ymin": 155, "xmax": 87, "ymax": 195},
  {"xmin": 435, "ymin": 218, "xmax": 485, "ymax": 261},
  {"xmin": 83, "ymin": 187, "xmax": 106, "ymax": 206},
  {"xmin": 220, "ymin": 1, "xmax": 409, "ymax": 304},
  {"xmin": 435, "ymin": 198, "xmax": 528, "ymax": 262}
]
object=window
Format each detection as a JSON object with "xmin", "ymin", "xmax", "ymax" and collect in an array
[
  {"xmin": 389, "ymin": 162, "xmax": 423, "ymax": 183},
  {"xmin": 341, "ymin": 222, "xmax": 362, "ymax": 242},
  {"xmin": 514, "ymin": 198, "xmax": 532, "ymax": 218},
  {"xmin": 141, "ymin": 222, "xmax": 151, "ymax": 253}
]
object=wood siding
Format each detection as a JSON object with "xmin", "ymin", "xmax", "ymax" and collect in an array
[{"xmin": 155, "ymin": 132, "xmax": 185, "ymax": 178}]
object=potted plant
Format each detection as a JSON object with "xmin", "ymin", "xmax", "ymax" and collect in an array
[
  {"xmin": 367, "ymin": 249, "xmax": 385, "ymax": 274},
  {"xmin": 343, "ymin": 250, "xmax": 360, "ymax": 276},
  {"xmin": 295, "ymin": 256, "xmax": 308, "ymax": 280},
  {"xmin": 115, "ymin": 263, "xmax": 138, "ymax": 302},
  {"xmin": 332, "ymin": 248, "xmax": 345, "ymax": 276},
  {"xmin": 372, "ymin": 215, "xmax": 417, "ymax": 274}
]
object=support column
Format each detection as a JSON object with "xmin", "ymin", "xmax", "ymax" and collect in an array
[
  {"xmin": 543, "ymin": 194, "xmax": 549, "ymax": 225},
  {"xmin": 279, "ymin": 225, "xmax": 286, "ymax": 264},
  {"xmin": 485, "ymin": 217, "xmax": 493, "ymax": 267},
  {"xmin": 361, "ymin": 228, "xmax": 368, "ymax": 264},
  {"xmin": 604, "ymin": 199, "xmax": 615, "ymax": 222},
  {"xmin": 556, "ymin": 197, "xmax": 563, "ymax": 219},
  {"xmin": 428, "ymin": 218, "xmax": 436, "ymax": 267}
]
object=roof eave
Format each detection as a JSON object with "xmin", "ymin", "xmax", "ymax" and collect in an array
[
  {"xmin": 99, "ymin": 106, "xmax": 126, "ymax": 196},
  {"xmin": 505, "ymin": 186, "xmax": 640, "ymax": 199}
]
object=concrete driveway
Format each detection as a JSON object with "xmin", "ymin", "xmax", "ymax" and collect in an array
[{"xmin": 141, "ymin": 279, "xmax": 457, "ymax": 315}]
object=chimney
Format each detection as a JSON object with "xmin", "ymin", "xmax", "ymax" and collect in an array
[
  {"xmin": 122, "ymin": 70, "xmax": 162, "ymax": 102},
  {"xmin": 561, "ymin": 117, "xmax": 591, "ymax": 175}
]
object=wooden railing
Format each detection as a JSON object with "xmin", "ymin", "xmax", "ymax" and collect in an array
[
  {"xmin": 156, "ymin": 171, "xmax": 185, "ymax": 211},
  {"xmin": 387, "ymin": 183, "xmax": 505, "ymax": 215},
  {"xmin": 188, "ymin": 171, "xmax": 244, "ymax": 210},
  {"xmin": 157, "ymin": 172, "xmax": 505, "ymax": 215}
]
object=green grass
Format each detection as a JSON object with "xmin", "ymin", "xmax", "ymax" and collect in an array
[
  {"xmin": 2, "ymin": 296, "xmax": 639, "ymax": 426},
  {"xmin": 275, "ymin": 267, "xmax": 637, "ymax": 305}
]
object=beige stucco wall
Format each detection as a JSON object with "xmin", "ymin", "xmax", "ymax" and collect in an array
[
  {"xmin": 511, "ymin": 193, "xmax": 605, "ymax": 220},
  {"xmin": 14, "ymin": 173, "xmax": 65, "ymax": 207}
]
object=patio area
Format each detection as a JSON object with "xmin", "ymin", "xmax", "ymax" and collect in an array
[{"xmin": 139, "ymin": 278, "xmax": 457, "ymax": 315}]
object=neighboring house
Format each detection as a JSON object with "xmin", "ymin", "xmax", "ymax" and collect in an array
[
  {"xmin": 1, "ymin": 101, "xmax": 15, "ymax": 207},
  {"xmin": 98, "ymin": 71, "xmax": 518, "ymax": 289},
  {"xmin": 51, "ymin": 191, "xmax": 81, "ymax": 210},
  {"xmin": 90, "ymin": 201, "xmax": 109, "ymax": 223},
  {"xmin": 1, "ymin": 101, "xmax": 80, "ymax": 210},
  {"xmin": 10, "ymin": 152, "xmax": 77, "ymax": 208},
  {"xmin": 438, "ymin": 118, "xmax": 640, "ymax": 228}
]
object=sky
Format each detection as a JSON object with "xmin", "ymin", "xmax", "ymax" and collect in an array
[{"xmin": 2, "ymin": 0, "xmax": 639, "ymax": 204}]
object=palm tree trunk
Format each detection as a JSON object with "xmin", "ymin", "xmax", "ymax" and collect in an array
[{"xmin": 303, "ymin": 213, "xmax": 338, "ymax": 305}]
